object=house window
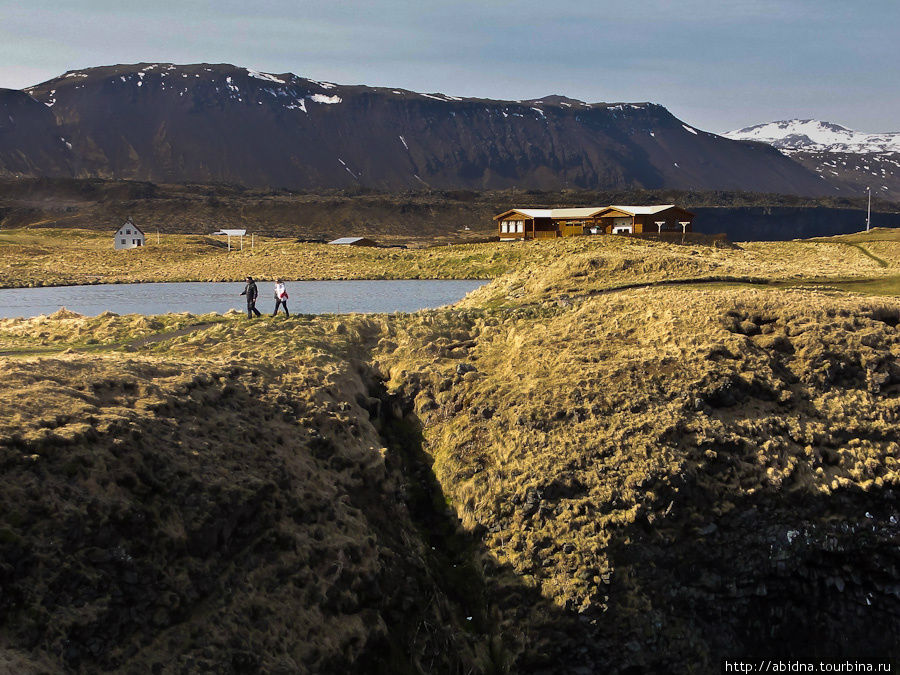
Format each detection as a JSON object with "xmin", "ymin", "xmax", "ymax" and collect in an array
[
  {"xmin": 516, "ymin": 222, "xmax": 524, "ymax": 233},
  {"xmin": 126, "ymin": 229, "xmax": 131, "ymax": 234},
  {"xmin": 121, "ymin": 239, "xmax": 126, "ymax": 244}
]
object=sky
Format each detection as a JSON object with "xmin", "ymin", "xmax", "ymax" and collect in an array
[{"xmin": 0, "ymin": 0, "xmax": 897, "ymax": 134}]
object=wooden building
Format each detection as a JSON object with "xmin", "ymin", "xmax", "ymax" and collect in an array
[
  {"xmin": 114, "ymin": 217, "xmax": 145, "ymax": 250},
  {"xmin": 595, "ymin": 205, "xmax": 694, "ymax": 235},
  {"xmin": 494, "ymin": 205, "xmax": 694, "ymax": 240}
]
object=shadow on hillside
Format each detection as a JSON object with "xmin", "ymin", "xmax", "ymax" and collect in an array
[
  {"xmin": 0, "ymin": 362, "xmax": 599, "ymax": 674},
  {"xmin": 6, "ymin": 353, "xmax": 896, "ymax": 674},
  {"xmin": 599, "ymin": 473, "xmax": 900, "ymax": 672},
  {"xmin": 362, "ymin": 373, "xmax": 601, "ymax": 674},
  {"xmin": 364, "ymin": 361, "xmax": 900, "ymax": 673}
]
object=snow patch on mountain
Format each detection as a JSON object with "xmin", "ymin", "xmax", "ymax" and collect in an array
[
  {"xmin": 246, "ymin": 69, "xmax": 287, "ymax": 84},
  {"xmin": 724, "ymin": 119, "xmax": 900, "ymax": 154},
  {"xmin": 286, "ymin": 99, "xmax": 307, "ymax": 113},
  {"xmin": 309, "ymin": 94, "xmax": 341, "ymax": 105}
]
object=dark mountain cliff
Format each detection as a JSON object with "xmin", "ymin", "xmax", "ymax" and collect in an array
[
  {"xmin": 0, "ymin": 89, "xmax": 73, "ymax": 177},
  {"xmin": 5, "ymin": 63, "xmax": 836, "ymax": 194}
]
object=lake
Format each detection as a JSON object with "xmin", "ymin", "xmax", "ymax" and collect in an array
[{"xmin": 0, "ymin": 280, "xmax": 488, "ymax": 319}]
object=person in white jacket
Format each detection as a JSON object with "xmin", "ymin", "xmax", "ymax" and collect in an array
[{"xmin": 273, "ymin": 279, "xmax": 289, "ymax": 316}]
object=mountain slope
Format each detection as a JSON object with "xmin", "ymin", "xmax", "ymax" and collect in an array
[
  {"xmin": 792, "ymin": 151, "xmax": 900, "ymax": 200},
  {"xmin": 724, "ymin": 119, "xmax": 900, "ymax": 154},
  {"xmin": 7, "ymin": 63, "xmax": 835, "ymax": 194},
  {"xmin": 725, "ymin": 119, "xmax": 900, "ymax": 200},
  {"xmin": 0, "ymin": 89, "xmax": 73, "ymax": 177}
]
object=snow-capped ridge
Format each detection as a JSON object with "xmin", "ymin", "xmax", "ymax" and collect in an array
[
  {"xmin": 724, "ymin": 119, "xmax": 900, "ymax": 154},
  {"xmin": 246, "ymin": 69, "xmax": 287, "ymax": 85}
]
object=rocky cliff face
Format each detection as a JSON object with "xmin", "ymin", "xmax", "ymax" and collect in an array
[
  {"xmin": 2, "ymin": 63, "xmax": 836, "ymax": 195},
  {"xmin": 0, "ymin": 89, "xmax": 72, "ymax": 177}
]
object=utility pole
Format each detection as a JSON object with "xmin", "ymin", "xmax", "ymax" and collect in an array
[
  {"xmin": 866, "ymin": 186, "xmax": 872, "ymax": 232},
  {"xmin": 157, "ymin": 229, "xmax": 160, "ymax": 245}
]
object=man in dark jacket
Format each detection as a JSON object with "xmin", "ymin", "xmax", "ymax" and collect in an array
[{"xmin": 240, "ymin": 276, "xmax": 261, "ymax": 318}]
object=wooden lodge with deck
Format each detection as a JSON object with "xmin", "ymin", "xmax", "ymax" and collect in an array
[{"xmin": 494, "ymin": 205, "xmax": 695, "ymax": 240}]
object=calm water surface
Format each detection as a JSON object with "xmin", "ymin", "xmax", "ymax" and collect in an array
[{"xmin": 0, "ymin": 280, "xmax": 488, "ymax": 319}]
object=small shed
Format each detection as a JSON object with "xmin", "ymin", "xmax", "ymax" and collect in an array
[
  {"xmin": 212, "ymin": 229, "xmax": 247, "ymax": 251},
  {"xmin": 328, "ymin": 237, "xmax": 379, "ymax": 247},
  {"xmin": 114, "ymin": 217, "xmax": 146, "ymax": 250}
]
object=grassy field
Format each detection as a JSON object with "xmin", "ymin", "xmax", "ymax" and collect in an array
[
  {"xmin": 2, "ymin": 226, "xmax": 900, "ymax": 291},
  {"xmin": 1, "ymin": 230, "xmax": 899, "ymax": 671}
]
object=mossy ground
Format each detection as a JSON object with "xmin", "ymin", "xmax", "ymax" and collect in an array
[{"xmin": 1, "ymin": 229, "xmax": 899, "ymax": 671}]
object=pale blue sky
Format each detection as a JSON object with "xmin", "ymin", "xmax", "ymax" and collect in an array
[{"xmin": 0, "ymin": 0, "xmax": 897, "ymax": 133}]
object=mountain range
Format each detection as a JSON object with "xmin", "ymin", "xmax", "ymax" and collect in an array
[
  {"xmin": 724, "ymin": 119, "xmax": 900, "ymax": 154},
  {"xmin": 725, "ymin": 119, "xmax": 900, "ymax": 200},
  {"xmin": 0, "ymin": 62, "xmax": 838, "ymax": 195}
]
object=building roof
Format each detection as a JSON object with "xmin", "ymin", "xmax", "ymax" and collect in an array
[
  {"xmin": 600, "ymin": 205, "xmax": 695, "ymax": 218},
  {"xmin": 608, "ymin": 205, "xmax": 676, "ymax": 215},
  {"xmin": 495, "ymin": 204, "xmax": 694, "ymax": 221},
  {"xmin": 496, "ymin": 208, "xmax": 609, "ymax": 220},
  {"xmin": 550, "ymin": 207, "xmax": 607, "ymax": 218},
  {"xmin": 328, "ymin": 237, "xmax": 378, "ymax": 245},
  {"xmin": 212, "ymin": 229, "xmax": 247, "ymax": 236},
  {"xmin": 117, "ymin": 218, "xmax": 145, "ymax": 236},
  {"xmin": 494, "ymin": 208, "xmax": 553, "ymax": 220}
]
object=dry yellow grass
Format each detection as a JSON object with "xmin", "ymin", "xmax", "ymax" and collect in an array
[
  {"xmin": 1, "ymin": 231, "xmax": 899, "ymax": 671},
  {"xmin": 2, "ymin": 227, "xmax": 900, "ymax": 291},
  {"xmin": 370, "ymin": 284, "xmax": 900, "ymax": 667},
  {"xmin": 0, "ymin": 322, "xmax": 490, "ymax": 673},
  {"xmin": 0, "ymin": 228, "xmax": 521, "ymax": 287}
]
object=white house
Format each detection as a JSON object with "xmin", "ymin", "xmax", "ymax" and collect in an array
[{"xmin": 114, "ymin": 218, "xmax": 146, "ymax": 250}]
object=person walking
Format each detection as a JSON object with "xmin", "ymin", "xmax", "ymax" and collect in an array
[
  {"xmin": 240, "ymin": 276, "xmax": 261, "ymax": 318},
  {"xmin": 273, "ymin": 279, "xmax": 289, "ymax": 316}
]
